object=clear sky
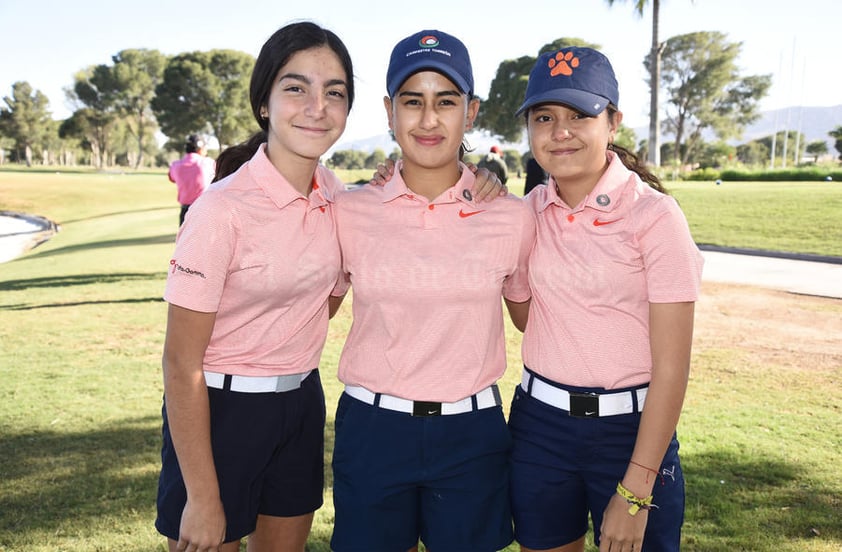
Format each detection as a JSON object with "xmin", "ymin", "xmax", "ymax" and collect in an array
[{"xmin": 1, "ymin": 0, "xmax": 838, "ymax": 147}]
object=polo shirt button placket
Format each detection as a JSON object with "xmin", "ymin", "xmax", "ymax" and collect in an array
[{"xmin": 423, "ymin": 202, "xmax": 438, "ymax": 229}]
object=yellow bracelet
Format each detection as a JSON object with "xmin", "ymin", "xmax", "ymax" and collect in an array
[{"xmin": 616, "ymin": 482, "xmax": 656, "ymax": 516}]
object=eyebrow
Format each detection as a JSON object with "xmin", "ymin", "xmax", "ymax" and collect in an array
[
  {"xmin": 278, "ymin": 72, "xmax": 347, "ymax": 88},
  {"xmin": 397, "ymin": 89, "xmax": 462, "ymax": 98}
]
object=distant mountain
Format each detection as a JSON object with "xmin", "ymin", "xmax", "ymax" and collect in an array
[
  {"xmin": 741, "ymin": 105, "xmax": 842, "ymax": 146},
  {"xmin": 331, "ymin": 129, "xmax": 528, "ymax": 156},
  {"xmin": 334, "ymin": 105, "xmax": 842, "ymax": 155},
  {"xmin": 633, "ymin": 104, "xmax": 842, "ymax": 149}
]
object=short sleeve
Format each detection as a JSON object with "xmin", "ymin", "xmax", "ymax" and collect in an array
[
  {"xmin": 502, "ymin": 199, "xmax": 536, "ymax": 303},
  {"xmin": 638, "ymin": 196, "xmax": 704, "ymax": 303},
  {"xmin": 164, "ymin": 191, "xmax": 236, "ymax": 312}
]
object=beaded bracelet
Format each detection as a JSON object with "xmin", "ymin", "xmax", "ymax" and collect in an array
[{"xmin": 616, "ymin": 482, "xmax": 657, "ymax": 516}]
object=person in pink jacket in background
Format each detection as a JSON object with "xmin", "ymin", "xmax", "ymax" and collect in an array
[{"xmin": 168, "ymin": 134, "xmax": 215, "ymax": 226}]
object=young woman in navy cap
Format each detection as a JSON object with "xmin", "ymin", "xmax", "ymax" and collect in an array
[
  {"xmin": 329, "ymin": 29, "xmax": 534, "ymax": 552},
  {"xmin": 508, "ymin": 47, "xmax": 704, "ymax": 552}
]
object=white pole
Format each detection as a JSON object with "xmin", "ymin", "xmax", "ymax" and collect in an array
[
  {"xmin": 781, "ymin": 38, "xmax": 796, "ymax": 168},
  {"xmin": 770, "ymin": 50, "xmax": 782, "ymax": 169},
  {"xmin": 793, "ymin": 58, "xmax": 806, "ymax": 164}
]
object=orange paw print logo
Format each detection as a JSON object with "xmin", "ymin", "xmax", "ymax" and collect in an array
[{"xmin": 548, "ymin": 51, "xmax": 579, "ymax": 76}]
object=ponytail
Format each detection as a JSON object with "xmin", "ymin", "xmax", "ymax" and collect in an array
[
  {"xmin": 212, "ymin": 131, "xmax": 267, "ymax": 183},
  {"xmin": 607, "ymin": 143, "xmax": 666, "ymax": 194},
  {"xmin": 606, "ymin": 107, "xmax": 666, "ymax": 194}
]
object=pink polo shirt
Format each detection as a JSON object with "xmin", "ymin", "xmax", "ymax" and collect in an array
[
  {"xmin": 164, "ymin": 144, "xmax": 343, "ymax": 376},
  {"xmin": 333, "ymin": 162, "xmax": 536, "ymax": 402},
  {"xmin": 522, "ymin": 152, "xmax": 704, "ymax": 389},
  {"xmin": 168, "ymin": 152, "xmax": 216, "ymax": 205}
]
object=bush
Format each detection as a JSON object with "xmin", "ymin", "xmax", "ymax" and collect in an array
[
  {"xmin": 683, "ymin": 167, "xmax": 842, "ymax": 182},
  {"xmin": 684, "ymin": 167, "xmax": 721, "ymax": 181}
]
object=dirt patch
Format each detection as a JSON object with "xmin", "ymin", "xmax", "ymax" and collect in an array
[{"xmin": 695, "ymin": 281, "xmax": 842, "ymax": 372}]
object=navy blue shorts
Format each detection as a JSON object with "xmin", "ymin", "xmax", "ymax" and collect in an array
[
  {"xmin": 330, "ymin": 392, "xmax": 514, "ymax": 552},
  {"xmin": 155, "ymin": 370, "xmax": 325, "ymax": 543},
  {"xmin": 509, "ymin": 377, "xmax": 684, "ymax": 551}
]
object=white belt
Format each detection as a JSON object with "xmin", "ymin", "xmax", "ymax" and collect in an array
[
  {"xmin": 204, "ymin": 370, "xmax": 312, "ymax": 393},
  {"xmin": 343, "ymin": 384, "xmax": 501, "ymax": 416},
  {"xmin": 521, "ymin": 371, "xmax": 647, "ymax": 417}
]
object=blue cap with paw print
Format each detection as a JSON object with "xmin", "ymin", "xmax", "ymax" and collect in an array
[{"xmin": 516, "ymin": 47, "xmax": 619, "ymax": 117}]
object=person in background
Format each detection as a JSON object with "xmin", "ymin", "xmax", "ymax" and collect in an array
[
  {"xmin": 522, "ymin": 155, "xmax": 547, "ymax": 196},
  {"xmin": 478, "ymin": 144, "xmax": 509, "ymax": 185},
  {"xmin": 507, "ymin": 47, "xmax": 704, "ymax": 552},
  {"xmin": 329, "ymin": 29, "xmax": 535, "ymax": 552},
  {"xmin": 168, "ymin": 134, "xmax": 216, "ymax": 226}
]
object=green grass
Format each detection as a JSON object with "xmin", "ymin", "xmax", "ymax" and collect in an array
[
  {"xmin": 667, "ymin": 180, "xmax": 842, "ymax": 257},
  {"xmin": 1, "ymin": 168, "xmax": 840, "ymax": 551}
]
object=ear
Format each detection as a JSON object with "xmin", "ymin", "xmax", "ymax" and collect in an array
[
  {"xmin": 383, "ymin": 96, "xmax": 394, "ymax": 131},
  {"xmin": 608, "ymin": 109, "xmax": 623, "ymax": 141},
  {"xmin": 465, "ymin": 98, "xmax": 480, "ymax": 130}
]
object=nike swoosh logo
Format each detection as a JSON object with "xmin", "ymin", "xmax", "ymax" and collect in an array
[
  {"xmin": 459, "ymin": 209, "xmax": 485, "ymax": 218},
  {"xmin": 585, "ymin": 411, "xmax": 597, "ymax": 416},
  {"xmin": 593, "ymin": 218, "xmax": 622, "ymax": 226},
  {"xmin": 427, "ymin": 409, "xmax": 439, "ymax": 415}
]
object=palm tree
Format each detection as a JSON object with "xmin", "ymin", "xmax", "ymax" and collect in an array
[{"xmin": 606, "ymin": 0, "xmax": 663, "ymax": 167}]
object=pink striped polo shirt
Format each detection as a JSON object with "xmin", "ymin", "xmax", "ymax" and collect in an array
[
  {"xmin": 522, "ymin": 152, "xmax": 704, "ymax": 389},
  {"xmin": 333, "ymin": 162, "xmax": 536, "ymax": 402},
  {"xmin": 164, "ymin": 144, "xmax": 344, "ymax": 376}
]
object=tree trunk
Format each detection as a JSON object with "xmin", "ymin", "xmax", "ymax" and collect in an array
[
  {"xmin": 91, "ymin": 143, "xmax": 102, "ymax": 169},
  {"xmin": 672, "ymin": 110, "xmax": 685, "ymax": 168},
  {"xmin": 134, "ymin": 110, "xmax": 145, "ymax": 169},
  {"xmin": 647, "ymin": 0, "xmax": 661, "ymax": 167}
]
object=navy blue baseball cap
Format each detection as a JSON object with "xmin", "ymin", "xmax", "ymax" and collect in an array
[
  {"xmin": 386, "ymin": 30, "xmax": 474, "ymax": 98},
  {"xmin": 516, "ymin": 47, "xmax": 619, "ymax": 117}
]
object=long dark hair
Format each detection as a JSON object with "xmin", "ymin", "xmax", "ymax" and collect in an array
[{"xmin": 213, "ymin": 21, "xmax": 355, "ymax": 181}]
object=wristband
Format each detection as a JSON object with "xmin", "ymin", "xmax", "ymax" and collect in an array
[
  {"xmin": 616, "ymin": 482, "xmax": 657, "ymax": 516},
  {"xmin": 629, "ymin": 459, "xmax": 664, "ymax": 485}
]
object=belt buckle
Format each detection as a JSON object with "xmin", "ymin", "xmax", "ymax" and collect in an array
[
  {"xmin": 413, "ymin": 401, "xmax": 442, "ymax": 417},
  {"xmin": 569, "ymin": 392, "xmax": 599, "ymax": 418}
]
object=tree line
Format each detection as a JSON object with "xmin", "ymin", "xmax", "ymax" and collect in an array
[
  {"xmin": 0, "ymin": 48, "xmax": 254, "ymax": 169},
  {"xmin": 1, "ymin": 31, "xmax": 839, "ymax": 171}
]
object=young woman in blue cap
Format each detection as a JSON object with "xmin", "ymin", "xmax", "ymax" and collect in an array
[
  {"xmin": 329, "ymin": 29, "xmax": 534, "ymax": 552},
  {"xmin": 508, "ymin": 47, "xmax": 704, "ymax": 552}
]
